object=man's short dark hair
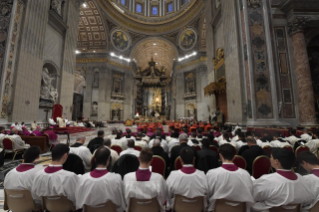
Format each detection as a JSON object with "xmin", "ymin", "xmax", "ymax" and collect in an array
[
  {"xmin": 98, "ymin": 130, "xmax": 104, "ymax": 137},
  {"xmin": 271, "ymin": 148, "xmax": 295, "ymax": 170},
  {"xmin": 246, "ymin": 136, "xmax": 256, "ymax": 144},
  {"xmin": 314, "ymin": 130, "xmax": 319, "ymax": 137},
  {"xmin": 273, "ymin": 131, "xmax": 281, "ymax": 138},
  {"xmin": 235, "ymin": 129, "xmax": 242, "ymax": 136},
  {"xmin": 238, "ymin": 132, "xmax": 245, "ymax": 138},
  {"xmin": 139, "ymin": 148, "xmax": 153, "ymax": 163},
  {"xmin": 155, "ymin": 131, "xmax": 162, "ymax": 137},
  {"xmin": 290, "ymin": 129, "xmax": 296, "ymax": 135},
  {"xmin": 297, "ymin": 151, "xmax": 319, "ymax": 165},
  {"xmin": 137, "ymin": 132, "xmax": 143, "ymax": 137},
  {"xmin": 180, "ymin": 147, "xmax": 194, "ymax": 165},
  {"xmin": 127, "ymin": 139, "xmax": 135, "ymax": 148},
  {"xmin": 24, "ymin": 146, "xmax": 41, "ymax": 163},
  {"xmin": 95, "ymin": 147, "xmax": 111, "ymax": 166},
  {"xmin": 52, "ymin": 144, "xmax": 70, "ymax": 161},
  {"xmin": 191, "ymin": 131, "xmax": 197, "ymax": 138},
  {"xmin": 254, "ymin": 132, "xmax": 261, "ymax": 137},
  {"xmin": 103, "ymin": 138, "xmax": 111, "ymax": 147},
  {"xmin": 0, "ymin": 126, "xmax": 5, "ymax": 132},
  {"xmin": 219, "ymin": 144, "xmax": 235, "ymax": 161},
  {"xmin": 201, "ymin": 138, "xmax": 209, "ymax": 148},
  {"xmin": 126, "ymin": 128, "xmax": 131, "ymax": 134}
]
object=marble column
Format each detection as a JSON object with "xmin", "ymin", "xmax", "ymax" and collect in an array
[{"xmin": 290, "ymin": 31, "xmax": 316, "ymax": 125}]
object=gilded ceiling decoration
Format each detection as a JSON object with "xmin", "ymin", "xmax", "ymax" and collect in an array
[
  {"xmin": 131, "ymin": 39, "xmax": 177, "ymax": 77},
  {"xmin": 178, "ymin": 28, "xmax": 197, "ymax": 51},
  {"xmin": 77, "ymin": 1, "xmax": 107, "ymax": 52}
]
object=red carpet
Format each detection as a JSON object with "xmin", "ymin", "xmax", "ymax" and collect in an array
[{"xmin": 55, "ymin": 127, "xmax": 94, "ymax": 134}]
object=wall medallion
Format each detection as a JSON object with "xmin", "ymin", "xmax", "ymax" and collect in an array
[
  {"xmin": 110, "ymin": 28, "xmax": 131, "ymax": 52},
  {"xmin": 178, "ymin": 28, "xmax": 197, "ymax": 51}
]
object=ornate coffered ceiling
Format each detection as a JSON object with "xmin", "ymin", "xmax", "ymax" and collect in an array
[
  {"xmin": 131, "ymin": 39, "xmax": 178, "ymax": 77},
  {"xmin": 77, "ymin": 1, "xmax": 107, "ymax": 52}
]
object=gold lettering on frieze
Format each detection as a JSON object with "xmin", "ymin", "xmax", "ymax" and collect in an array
[{"xmin": 76, "ymin": 58, "xmax": 133, "ymax": 70}]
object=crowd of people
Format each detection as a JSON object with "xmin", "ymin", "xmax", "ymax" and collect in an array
[{"xmin": 2, "ymin": 124, "xmax": 319, "ymax": 211}]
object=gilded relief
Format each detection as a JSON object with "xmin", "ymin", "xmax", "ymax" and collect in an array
[
  {"xmin": 111, "ymin": 29, "xmax": 131, "ymax": 51},
  {"xmin": 179, "ymin": 28, "xmax": 197, "ymax": 51}
]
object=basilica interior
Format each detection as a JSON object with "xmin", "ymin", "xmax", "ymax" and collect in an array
[{"xmin": 1, "ymin": 0, "xmax": 319, "ymax": 127}]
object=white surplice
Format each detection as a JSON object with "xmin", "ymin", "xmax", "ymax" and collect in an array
[
  {"xmin": 11, "ymin": 124, "xmax": 22, "ymax": 131},
  {"xmin": 168, "ymin": 138, "xmax": 179, "ymax": 157},
  {"xmin": 236, "ymin": 140, "xmax": 248, "ymax": 150},
  {"xmin": 135, "ymin": 139, "xmax": 148, "ymax": 149},
  {"xmin": 49, "ymin": 118, "xmax": 56, "ymax": 125},
  {"xmin": 119, "ymin": 147, "xmax": 140, "ymax": 157},
  {"xmin": 285, "ymin": 135, "xmax": 300, "ymax": 146},
  {"xmin": 206, "ymin": 166, "xmax": 254, "ymax": 212},
  {"xmin": 270, "ymin": 139, "xmax": 291, "ymax": 148},
  {"xmin": 124, "ymin": 170, "xmax": 168, "ymax": 212},
  {"xmin": 69, "ymin": 146, "xmax": 92, "ymax": 172},
  {"xmin": 166, "ymin": 166, "xmax": 208, "ymax": 210},
  {"xmin": 111, "ymin": 138, "xmax": 127, "ymax": 150},
  {"xmin": 252, "ymin": 172, "xmax": 314, "ymax": 212},
  {"xmin": 31, "ymin": 165, "xmax": 79, "ymax": 205},
  {"xmin": 306, "ymin": 139, "xmax": 319, "ymax": 157},
  {"xmin": 301, "ymin": 133, "xmax": 312, "ymax": 142},
  {"xmin": 93, "ymin": 145, "xmax": 119, "ymax": 166},
  {"xmin": 231, "ymin": 135, "xmax": 239, "ymax": 143},
  {"xmin": 149, "ymin": 139, "xmax": 169, "ymax": 153},
  {"xmin": 76, "ymin": 169, "xmax": 125, "ymax": 211},
  {"xmin": 4, "ymin": 164, "xmax": 43, "ymax": 205},
  {"xmin": 302, "ymin": 172, "xmax": 319, "ymax": 211},
  {"xmin": 232, "ymin": 126, "xmax": 241, "ymax": 136},
  {"xmin": 6, "ymin": 134, "xmax": 30, "ymax": 150}
]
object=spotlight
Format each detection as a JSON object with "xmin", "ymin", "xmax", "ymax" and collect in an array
[{"xmin": 83, "ymin": 3, "xmax": 87, "ymax": 8}]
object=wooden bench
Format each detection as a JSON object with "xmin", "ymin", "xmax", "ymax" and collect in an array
[{"xmin": 20, "ymin": 136, "xmax": 47, "ymax": 153}]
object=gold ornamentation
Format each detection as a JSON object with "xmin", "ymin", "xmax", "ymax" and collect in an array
[
  {"xmin": 186, "ymin": 73, "xmax": 195, "ymax": 79},
  {"xmin": 204, "ymin": 82, "xmax": 226, "ymax": 96},
  {"xmin": 111, "ymin": 103, "xmax": 123, "ymax": 110},
  {"xmin": 76, "ymin": 58, "xmax": 133, "ymax": 70},
  {"xmin": 175, "ymin": 57, "xmax": 207, "ymax": 70}
]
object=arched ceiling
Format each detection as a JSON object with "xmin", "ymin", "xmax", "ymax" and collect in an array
[
  {"xmin": 131, "ymin": 39, "xmax": 178, "ymax": 77},
  {"xmin": 77, "ymin": 1, "xmax": 107, "ymax": 52}
]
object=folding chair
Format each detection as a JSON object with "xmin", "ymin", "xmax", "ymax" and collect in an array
[
  {"xmin": 173, "ymin": 194, "xmax": 204, "ymax": 212},
  {"xmin": 4, "ymin": 189, "xmax": 41, "ymax": 212},
  {"xmin": 128, "ymin": 197, "xmax": 160, "ymax": 212},
  {"xmin": 214, "ymin": 199, "xmax": 246, "ymax": 212},
  {"xmin": 3, "ymin": 138, "xmax": 24, "ymax": 161},
  {"xmin": 83, "ymin": 201, "xmax": 116, "ymax": 212},
  {"xmin": 42, "ymin": 195, "xmax": 76, "ymax": 212}
]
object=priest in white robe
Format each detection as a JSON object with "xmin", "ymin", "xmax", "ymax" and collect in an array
[
  {"xmin": 148, "ymin": 132, "xmax": 169, "ymax": 153},
  {"xmin": 11, "ymin": 122, "xmax": 22, "ymax": 131},
  {"xmin": 124, "ymin": 148, "xmax": 168, "ymax": 212},
  {"xmin": 285, "ymin": 129, "xmax": 300, "ymax": 146},
  {"xmin": 270, "ymin": 131, "xmax": 291, "ymax": 148},
  {"xmin": 108, "ymin": 128, "xmax": 118, "ymax": 140},
  {"xmin": 31, "ymin": 121, "xmax": 38, "ymax": 131},
  {"xmin": 166, "ymin": 147, "xmax": 208, "ymax": 210},
  {"xmin": 93, "ymin": 139, "xmax": 119, "ymax": 167},
  {"xmin": 32, "ymin": 144, "xmax": 79, "ymax": 206},
  {"xmin": 112, "ymin": 130, "xmax": 128, "ymax": 150},
  {"xmin": 297, "ymin": 151, "xmax": 319, "ymax": 211},
  {"xmin": 120, "ymin": 139, "xmax": 140, "ymax": 158},
  {"xmin": 207, "ymin": 144, "xmax": 254, "ymax": 212},
  {"xmin": 254, "ymin": 132, "xmax": 269, "ymax": 147},
  {"xmin": 76, "ymin": 147, "xmax": 125, "ymax": 211},
  {"xmin": 231, "ymin": 124, "xmax": 241, "ymax": 136},
  {"xmin": 7, "ymin": 128, "xmax": 30, "ymax": 150},
  {"xmin": 4, "ymin": 146, "xmax": 42, "ymax": 207},
  {"xmin": 301, "ymin": 128, "xmax": 313, "ymax": 142},
  {"xmin": 306, "ymin": 131, "xmax": 319, "ymax": 157},
  {"xmin": 135, "ymin": 132, "xmax": 148, "ymax": 149},
  {"xmin": 252, "ymin": 148, "xmax": 314, "ymax": 212},
  {"xmin": 69, "ymin": 137, "xmax": 92, "ymax": 172},
  {"xmin": 49, "ymin": 117, "xmax": 57, "ymax": 126}
]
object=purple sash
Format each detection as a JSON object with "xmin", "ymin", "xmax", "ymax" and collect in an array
[
  {"xmin": 180, "ymin": 166, "xmax": 196, "ymax": 174},
  {"xmin": 44, "ymin": 166, "xmax": 62, "ymax": 173},
  {"xmin": 221, "ymin": 164, "xmax": 239, "ymax": 172},
  {"xmin": 312, "ymin": 169, "xmax": 319, "ymax": 177},
  {"xmin": 16, "ymin": 164, "xmax": 34, "ymax": 172},
  {"xmin": 90, "ymin": 169, "xmax": 108, "ymax": 178},
  {"xmin": 136, "ymin": 169, "xmax": 152, "ymax": 181},
  {"xmin": 276, "ymin": 170, "xmax": 297, "ymax": 180}
]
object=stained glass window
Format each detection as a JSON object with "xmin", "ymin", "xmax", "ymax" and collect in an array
[
  {"xmin": 136, "ymin": 3, "xmax": 142, "ymax": 13},
  {"xmin": 152, "ymin": 6, "xmax": 158, "ymax": 15},
  {"xmin": 168, "ymin": 3, "xmax": 173, "ymax": 12},
  {"xmin": 121, "ymin": 0, "xmax": 126, "ymax": 6}
]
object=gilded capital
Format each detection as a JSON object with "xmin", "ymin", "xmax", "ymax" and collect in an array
[
  {"xmin": 247, "ymin": 0, "xmax": 261, "ymax": 9},
  {"xmin": 288, "ymin": 16, "xmax": 310, "ymax": 36}
]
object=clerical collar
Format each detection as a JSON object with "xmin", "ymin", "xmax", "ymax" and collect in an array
[
  {"xmin": 180, "ymin": 165, "xmax": 196, "ymax": 174},
  {"xmin": 139, "ymin": 167, "xmax": 149, "ymax": 170},
  {"xmin": 276, "ymin": 169, "xmax": 298, "ymax": 180},
  {"xmin": 16, "ymin": 163, "xmax": 35, "ymax": 172},
  {"xmin": 49, "ymin": 164, "xmax": 62, "ymax": 167}
]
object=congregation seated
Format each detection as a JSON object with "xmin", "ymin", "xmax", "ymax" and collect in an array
[
  {"xmin": 297, "ymin": 151, "xmax": 319, "ymax": 211},
  {"xmin": 69, "ymin": 137, "xmax": 92, "ymax": 172},
  {"xmin": 254, "ymin": 132, "xmax": 269, "ymax": 147},
  {"xmin": 78, "ymin": 121, "xmax": 85, "ymax": 127},
  {"xmin": 151, "ymin": 138, "xmax": 170, "ymax": 176},
  {"xmin": 99, "ymin": 138, "xmax": 119, "ymax": 167},
  {"xmin": 236, "ymin": 132, "xmax": 248, "ymax": 151},
  {"xmin": 306, "ymin": 130, "xmax": 319, "ymax": 157},
  {"xmin": 269, "ymin": 131, "xmax": 290, "ymax": 147},
  {"xmin": 32, "ymin": 126, "xmax": 42, "ymax": 136},
  {"xmin": 241, "ymin": 136, "xmax": 266, "ymax": 174},
  {"xmin": 217, "ymin": 133, "xmax": 231, "ymax": 147},
  {"xmin": 120, "ymin": 139, "xmax": 140, "ymax": 157},
  {"xmin": 150, "ymin": 127, "xmax": 166, "ymax": 140},
  {"xmin": 112, "ymin": 130, "xmax": 127, "ymax": 150},
  {"xmin": 167, "ymin": 147, "xmax": 208, "ymax": 210},
  {"xmin": 124, "ymin": 148, "xmax": 168, "ymax": 211},
  {"xmin": 4, "ymin": 146, "xmax": 42, "ymax": 206},
  {"xmin": 207, "ymin": 144, "xmax": 254, "ymax": 211},
  {"xmin": 22, "ymin": 126, "xmax": 30, "ymax": 136},
  {"xmin": 2, "ymin": 127, "xmax": 30, "ymax": 150},
  {"xmin": 43, "ymin": 127, "xmax": 60, "ymax": 145},
  {"xmin": 189, "ymin": 131, "xmax": 200, "ymax": 145},
  {"xmin": 135, "ymin": 132, "xmax": 148, "ymax": 148},
  {"xmin": 149, "ymin": 132, "xmax": 169, "ymax": 153},
  {"xmin": 251, "ymin": 148, "xmax": 314, "ymax": 211},
  {"xmin": 108, "ymin": 127, "xmax": 118, "ymax": 140},
  {"xmin": 76, "ymin": 147, "xmax": 125, "ymax": 210},
  {"xmin": 87, "ymin": 130, "xmax": 104, "ymax": 153},
  {"xmin": 123, "ymin": 128, "xmax": 136, "ymax": 141},
  {"xmin": 32, "ymin": 144, "xmax": 79, "ymax": 206},
  {"xmin": 48, "ymin": 116, "xmax": 56, "ymax": 126},
  {"xmin": 11, "ymin": 122, "xmax": 22, "ymax": 131},
  {"xmin": 285, "ymin": 129, "xmax": 301, "ymax": 146},
  {"xmin": 301, "ymin": 128, "xmax": 313, "ymax": 142},
  {"xmin": 195, "ymin": 138, "xmax": 219, "ymax": 173},
  {"xmin": 85, "ymin": 118, "xmax": 95, "ymax": 128}
]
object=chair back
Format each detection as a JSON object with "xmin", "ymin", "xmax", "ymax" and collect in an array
[
  {"xmin": 214, "ymin": 199, "xmax": 246, "ymax": 212},
  {"xmin": 295, "ymin": 146, "xmax": 310, "ymax": 158},
  {"xmin": 29, "ymin": 133, "xmax": 36, "ymax": 136},
  {"xmin": 174, "ymin": 194, "xmax": 204, "ymax": 212},
  {"xmin": 262, "ymin": 145, "xmax": 272, "ymax": 154},
  {"xmin": 42, "ymin": 195, "xmax": 75, "ymax": 212},
  {"xmin": 113, "ymin": 154, "xmax": 139, "ymax": 179},
  {"xmin": 193, "ymin": 145, "xmax": 201, "ymax": 152},
  {"xmin": 252, "ymin": 156, "xmax": 271, "ymax": 179},
  {"xmin": 91, "ymin": 155, "xmax": 95, "ymax": 166},
  {"xmin": 269, "ymin": 204, "xmax": 301, "ymax": 212},
  {"xmin": 283, "ymin": 145, "xmax": 293, "ymax": 153},
  {"xmin": 43, "ymin": 133, "xmax": 50, "ymax": 144},
  {"xmin": 83, "ymin": 201, "xmax": 116, "ymax": 212},
  {"xmin": 174, "ymin": 156, "xmax": 183, "ymax": 170},
  {"xmin": 134, "ymin": 146, "xmax": 142, "ymax": 151},
  {"xmin": 150, "ymin": 155, "xmax": 166, "ymax": 177},
  {"xmin": 128, "ymin": 197, "xmax": 160, "ymax": 212},
  {"xmin": 197, "ymin": 154, "xmax": 218, "ymax": 174},
  {"xmin": 111, "ymin": 145, "xmax": 123, "ymax": 155},
  {"xmin": 209, "ymin": 145, "xmax": 219, "ymax": 154},
  {"xmin": 3, "ymin": 138, "xmax": 13, "ymax": 150},
  {"xmin": 233, "ymin": 155, "xmax": 247, "ymax": 170},
  {"xmin": 4, "ymin": 189, "xmax": 36, "ymax": 212},
  {"xmin": 310, "ymin": 201, "xmax": 319, "ymax": 212}
]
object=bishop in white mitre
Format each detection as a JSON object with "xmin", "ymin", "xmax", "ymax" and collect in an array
[{"xmin": 76, "ymin": 147, "xmax": 125, "ymax": 211}]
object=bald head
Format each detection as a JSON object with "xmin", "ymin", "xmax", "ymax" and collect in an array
[
  {"xmin": 76, "ymin": 136, "xmax": 86, "ymax": 144},
  {"xmin": 11, "ymin": 128, "xmax": 18, "ymax": 134},
  {"xmin": 103, "ymin": 138, "xmax": 111, "ymax": 147},
  {"xmin": 179, "ymin": 133, "xmax": 188, "ymax": 143},
  {"xmin": 127, "ymin": 139, "xmax": 135, "ymax": 148},
  {"xmin": 246, "ymin": 136, "xmax": 257, "ymax": 146},
  {"xmin": 153, "ymin": 138, "xmax": 161, "ymax": 147}
]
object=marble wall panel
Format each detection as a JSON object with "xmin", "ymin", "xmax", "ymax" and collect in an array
[{"xmin": 43, "ymin": 24, "xmax": 63, "ymax": 69}]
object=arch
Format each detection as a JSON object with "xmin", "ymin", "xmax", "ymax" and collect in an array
[{"xmin": 305, "ymin": 28, "xmax": 319, "ymax": 46}]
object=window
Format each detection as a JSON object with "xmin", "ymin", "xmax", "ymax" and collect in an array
[
  {"xmin": 167, "ymin": 3, "xmax": 173, "ymax": 13},
  {"xmin": 121, "ymin": 0, "xmax": 126, "ymax": 6},
  {"xmin": 152, "ymin": 6, "xmax": 158, "ymax": 15},
  {"xmin": 136, "ymin": 3, "xmax": 142, "ymax": 13},
  {"xmin": 182, "ymin": 0, "xmax": 188, "ymax": 5}
]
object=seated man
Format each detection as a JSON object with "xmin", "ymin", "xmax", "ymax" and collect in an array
[
  {"xmin": 11, "ymin": 122, "xmax": 21, "ymax": 131},
  {"xmin": 195, "ymin": 138, "xmax": 219, "ymax": 171},
  {"xmin": 32, "ymin": 144, "xmax": 79, "ymax": 206},
  {"xmin": 297, "ymin": 151, "xmax": 319, "ymax": 211},
  {"xmin": 252, "ymin": 148, "xmax": 314, "ymax": 211},
  {"xmin": 111, "ymin": 130, "xmax": 127, "ymax": 150},
  {"xmin": 31, "ymin": 121, "xmax": 38, "ymax": 131},
  {"xmin": 69, "ymin": 137, "xmax": 92, "ymax": 172},
  {"xmin": 108, "ymin": 128, "xmax": 118, "ymax": 140},
  {"xmin": 306, "ymin": 130, "xmax": 319, "ymax": 157},
  {"xmin": 241, "ymin": 136, "xmax": 265, "ymax": 175},
  {"xmin": 43, "ymin": 127, "xmax": 60, "ymax": 145},
  {"xmin": 170, "ymin": 134, "xmax": 195, "ymax": 171},
  {"xmin": 4, "ymin": 146, "xmax": 42, "ymax": 206},
  {"xmin": 7, "ymin": 127, "xmax": 30, "ymax": 150},
  {"xmin": 301, "ymin": 128, "xmax": 312, "ymax": 142},
  {"xmin": 254, "ymin": 132, "xmax": 268, "ymax": 147},
  {"xmin": 76, "ymin": 147, "xmax": 125, "ymax": 211},
  {"xmin": 48, "ymin": 116, "xmax": 57, "ymax": 126},
  {"xmin": 32, "ymin": 126, "xmax": 43, "ymax": 136},
  {"xmin": 94, "ymin": 139, "xmax": 119, "ymax": 167},
  {"xmin": 22, "ymin": 126, "xmax": 30, "ymax": 136},
  {"xmin": 270, "ymin": 131, "xmax": 291, "ymax": 148},
  {"xmin": 167, "ymin": 147, "xmax": 208, "ymax": 210},
  {"xmin": 207, "ymin": 144, "xmax": 254, "ymax": 211},
  {"xmin": 135, "ymin": 132, "xmax": 148, "ymax": 149},
  {"xmin": 87, "ymin": 130, "xmax": 104, "ymax": 153},
  {"xmin": 120, "ymin": 139, "xmax": 140, "ymax": 157},
  {"xmin": 124, "ymin": 148, "xmax": 168, "ymax": 212},
  {"xmin": 285, "ymin": 129, "xmax": 300, "ymax": 147},
  {"xmin": 151, "ymin": 138, "xmax": 169, "ymax": 176},
  {"xmin": 148, "ymin": 132, "xmax": 169, "ymax": 153},
  {"xmin": 235, "ymin": 132, "xmax": 247, "ymax": 151},
  {"xmin": 189, "ymin": 131, "xmax": 200, "ymax": 145},
  {"xmin": 56, "ymin": 117, "xmax": 66, "ymax": 128},
  {"xmin": 71, "ymin": 136, "xmax": 86, "ymax": 147},
  {"xmin": 78, "ymin": 121, "xmax": 85, "ymax": 127}
]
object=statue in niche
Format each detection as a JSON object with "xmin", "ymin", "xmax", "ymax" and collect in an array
[
  {"xmin": 51, "ymin": 0, "xmax": 62, "ymax": 15},
  {"xmin": 92, "ymin": 102, "xmax": 98, "ymax": 115},
  {"xmin": 93, "ymin": 70, "xmax": 99, "ymax": 87},
  {"xmin": 114, "ymin": 81, "xmax": 120, "ymax": 93},
  {"xmin": 40, "ymin": 67, "xmax": 58, "ymax": 103},
  {"xmin": 188, "ymin": 81, "xmax": 195, "ymax": 93}
]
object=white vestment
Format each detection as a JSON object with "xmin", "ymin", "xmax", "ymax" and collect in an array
[
  {"xmin": 236, "ymin": 140, "xmax": 248, "ymax": 150},
  {"xmin": 270, "ymin": 139, "xmax": 291, "ymax": 148},
  {"xmin": 76, "ymin": 169, "xmax": 125, "ymax": 211},
  {"xmin": 112, "ymin": 138, "xmax": 127, "ymax": 150},
  {"xmin": 119, "ymin": 147, "xmax": 140, "ymax": 157},
  {"xmin": 31, "ymin": 123, "xmax": 37, "ymax": 131},
  {"xmin": 93, "ymin": 146, "xmax": 119, "ymax": 166},
  {"xmin": 231, "ymin": 135, "xmax": 239, "ymax": 143},
  {"xmin": 215, "ymin": 135, "xmax": 223, "ymax": 143},
  {"xmin": 301, "ymin": 133, "xmax": 312, "ymax": 142},
  {"xmin": 306, "ymin": 139, "xmax": 319, "ymax": 157},
  {"xmin": 232, "ymin": 126, "xmax": 241, "ymax": 136},
  {"xmin": 302, "ymin": 172, "xmax": 319, "ymax": 211},
  {"xmin": 207, "ymin": 166, "xmax": 254, "ymax": 212},
  {"xmin": 166, "ymin": 166, "xmax": 208, "ymax": 210},
  {"xmin": 49, "ymin": 118, "xmax": 56, "ymax": 125},
  {"xmin": 256, "ymin": 139, "xmax": 263, "ymax": 147},
  {"xmin": 285, "ymin": 135, "xmax": 300, "ymax": 146},
  {"xmin": 168, "ymin": 138, "xmax": 179, "ymax": 156},
  {"xmin": 142, "ymin": 135, "xmax": 150, "ymax": 142},
  {"xmin": 135, "ymin": 139, "xmax": 147, "ymax": 149},
  {"xmin": 69, "ymin": 146, "xmax": 92, "ymax": 172},
  {"xmin": 78, "ymin": 122, "xmax": 85, "ymax": 127},
  {"xmin": 11, "ymin": 124, "xmax": 21, "ymax": 131},
  {"xmin": 32, "ymin": 165, "xmax": 79, "ymax": 205},
  {"xmin": 4, "ymin": 164, "xmax": 43, "ymax": 205},
  {"xmin": 57, "ymin": 117, "xmax": 66, "ymax": 128},
  {"xmin": 124, "ymin": 169, "xmax": 168, "ymax": 212},
  {"xmin": 6, "ymin": 134, "xmax": 30, "ymax": 150},
  {"xmin": 108, "ymin": 134, "xmax": 117, "ymax": 140},
  {"xmin": 149, "ymin": 139, "xmax": 169, "ymax": 153},
  {"xmin": 252, "ymin": 172, "xmax": 314, "ymax": 212}
]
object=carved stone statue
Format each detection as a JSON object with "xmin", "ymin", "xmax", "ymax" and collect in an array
[
  {"xmin": 50, "ymin": 87, "xmax": 58, "ymax": 103},
  {"xmin": 51, "ymin": 0, "xmax": 62, "ymax": 15},
  {"xmin": 40, "ymin": 67, "xmax": 58, "ymax": 103},
  {"xmin": 92, "ymin": 102, "xmax": 98, "ymax": 115}
]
